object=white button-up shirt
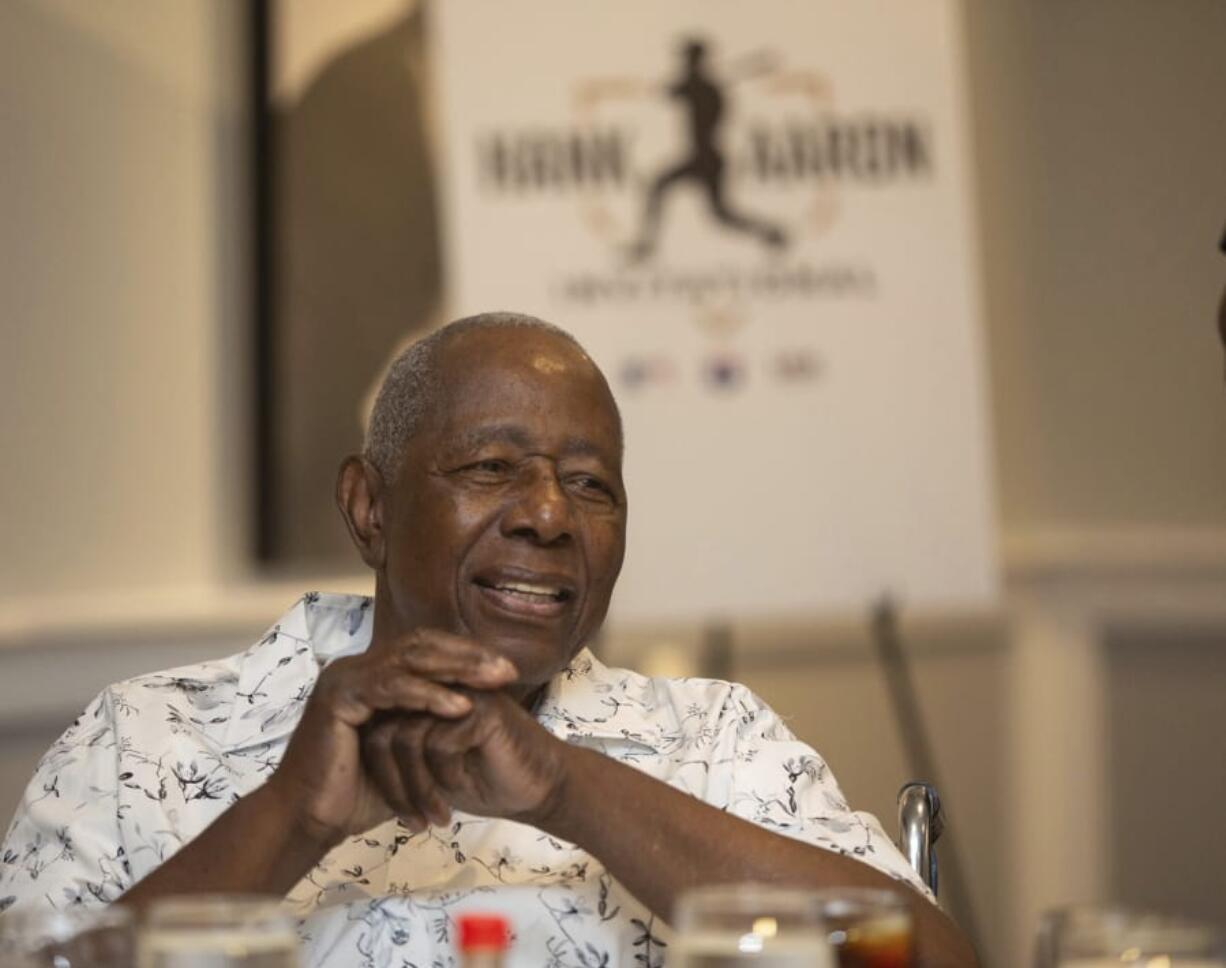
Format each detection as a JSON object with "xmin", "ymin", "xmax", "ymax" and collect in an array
[{"xmin": 1, "ymin": 593, "xmax": 930, "ymax": 966}]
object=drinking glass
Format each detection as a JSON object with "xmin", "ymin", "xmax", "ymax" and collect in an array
[
  {"xmin": 138, "ymin": 895, "xmax": 300, "ymax": 968},
  {"xmin": 1033, "ymin": 905, "xmax": 1135, "ymax": 968},
  {"xmin": 812, "ymin": 888, "xmax": 915, "ymax": 968},
  {"xmin": 0, "ymin": 904, "xmax": 135, "ymax": 968},
  {"xmin": 1045, "ymin": 906, "xmax": 1226, "ymax": 967},
  {"xmin": 672, "ymin": 883, "xmax": 835, "ymax": 967}
]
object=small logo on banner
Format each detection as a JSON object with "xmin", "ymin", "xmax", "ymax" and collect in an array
[
  {"xmin": 772, "ymin": 348, "xmax": 823, "ymax": 383},
  {"xmin": 620, "ymin": 355, "xmax": 678, "ymax": 390},
  {"xmin": 704, "ymin": 354, "xmax": 747, "ymax": 392}
]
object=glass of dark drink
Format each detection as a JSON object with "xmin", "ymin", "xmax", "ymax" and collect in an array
[{"xmin": 812, "ymin": 888, "xmax": 914, "ymax": 968}]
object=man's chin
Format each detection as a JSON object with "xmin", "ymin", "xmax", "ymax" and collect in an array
[
  {"xmin": 460, "ymin": 589, "xmax": 581, "ymax": 675},
  {"xmin": 467, "ymin": 624, "xmax": 580, "ymax": 688}
]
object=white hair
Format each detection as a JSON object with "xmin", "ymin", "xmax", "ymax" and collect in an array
[{"xmin": 363, "ymin": 311, "xmax": 617, "ymax": 480}]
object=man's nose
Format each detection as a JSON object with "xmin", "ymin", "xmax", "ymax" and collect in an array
[{"xmin": 501, "ymin": 462, "xmax": 575, "ymax": 545}]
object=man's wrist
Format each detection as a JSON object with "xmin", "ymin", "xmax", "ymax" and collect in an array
[
  {"xmin": 254, "ymin": 775, "xmax": 344, "ymax": 860},
  {"xmin": 526, "ymin": 740, "xmax": 593, "ymax": 840}
]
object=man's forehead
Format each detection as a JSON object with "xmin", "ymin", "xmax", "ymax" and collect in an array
[
  {"xmin": 439, "ymin": 326, "xmax": 591, "ymax": 374},
  {"xmin": 434, "ymin": 329, "xmax": 609, "ymax": 409},
  {"xmin": 428, "ymin": 328, "xmax": 621, "ymax": 439}
]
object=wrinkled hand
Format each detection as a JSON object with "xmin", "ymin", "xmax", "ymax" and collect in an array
[
  {"xmin": 264, "ymin": 629, "xmax": 516, "ymax": 849},
  {"xmin": 362, "ymin": 691, "xmax": 572, "ymax": 832}
]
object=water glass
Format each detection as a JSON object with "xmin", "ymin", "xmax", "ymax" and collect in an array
[
  {"xmin": 138, "ymin": 895, "xmax": 300, "ymax": 968},
  {"xmin": 1043, "ymin": 905, "xmax": 1225, "ymax": 967},
  {"xmin": 812, "ymin": 888, "xmax": 915, "ymax": 968},
  {"xmin": 672, "ymin": 883, "xmax": 835, "ymax": 967},
  {"xmin": 1034, "ymin": 905, "xmax": 1135, "ymax": 968},
  {"xmin": 0, "ymin": 904, "xmax": 135, "ymax": 968}
]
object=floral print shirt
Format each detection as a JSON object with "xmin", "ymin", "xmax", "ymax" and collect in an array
[{"xmin": 0, "ymin": 593, "xmax": 930, "ymax": 966}]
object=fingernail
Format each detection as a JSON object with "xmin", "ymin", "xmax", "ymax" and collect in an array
[
  {"xmin": 485, "ymin": 657, "xmax": 516, "ymax": 676},
  {"xmin": 443, "ymin": 693, "xmax": 471, "ymax": 713}
]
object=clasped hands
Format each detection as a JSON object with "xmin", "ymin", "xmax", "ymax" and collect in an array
[{"xmin": 265, "ymin": 628, "xmax": 573, "ymax": 850}]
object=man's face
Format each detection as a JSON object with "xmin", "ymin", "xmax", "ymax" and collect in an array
[{"xmin": 378, "ymin": 329, "xmax": 627, "ymax": 688}]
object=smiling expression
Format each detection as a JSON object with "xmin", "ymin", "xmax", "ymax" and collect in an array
[{"xmin": 375, "ymin": 327, "xmax": 627, "ymax": 689}]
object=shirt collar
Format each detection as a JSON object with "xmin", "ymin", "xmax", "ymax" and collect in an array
[
  {"xmin": 534, "ymin": 649, "xmax": 679, "ymax": 754},
  {"xmin": 222, "ymin": 592, "xmax": 375, "ymax": 753}
]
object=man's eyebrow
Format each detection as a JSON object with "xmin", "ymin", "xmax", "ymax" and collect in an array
[
  {"xmin": 561, "ymin": 436, "xmax": 609, "ymax": 458},
  {"xmin": 450, "ymin": 425, "xmax": 534, "ymax": 451},
  {"xmin": 448, "ymin": 425, "xmax": 612, "ymax": 459}
]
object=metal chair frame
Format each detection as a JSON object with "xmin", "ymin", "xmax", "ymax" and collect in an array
[{"xmin": 897, "ymin": 781, "xmax": 943, "ymax": 896}]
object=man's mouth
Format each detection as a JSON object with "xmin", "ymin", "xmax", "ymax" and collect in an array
[
  {"xmin": 484, "ymin": 580, "xmax": 569, "ymax": 602},
  {"xmin": 472, "ymin": 571, "xmax": 575, "ymax": 619}
]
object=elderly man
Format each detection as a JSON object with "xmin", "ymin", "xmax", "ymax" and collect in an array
[{"xmin": 0, "ymin": 313, "xmax": 976, "ymax": 966}]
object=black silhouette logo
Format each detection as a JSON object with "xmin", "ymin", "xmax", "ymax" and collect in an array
[
  {"xmin": 474, "ymin": 34, "xmax": 933, "ymax": 281},
  {"xmin": 628, "ymin": 39, "xmax": 788, "ymax": 263}
]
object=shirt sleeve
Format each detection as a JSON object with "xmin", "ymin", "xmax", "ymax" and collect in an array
[
  {"xmin": 720, "ymin": 684, "xmax": 935, "ymax": 902},
  {"xmin": 0, "ymin": 690, "xmax": 133, "ymax": 913}
]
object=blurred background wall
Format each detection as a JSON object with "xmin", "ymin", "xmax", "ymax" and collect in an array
[{"xmin": 2, "ymin": 2, "xmax": 1225, "ymax": 965}]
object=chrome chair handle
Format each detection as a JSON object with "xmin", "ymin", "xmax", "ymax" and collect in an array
[{"xmin": 897, "ymin": 782, "xmax": 943, "ymax": 896}]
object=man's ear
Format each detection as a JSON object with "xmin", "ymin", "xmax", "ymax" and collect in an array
[{"xmin": 336, "ymin": 456, "xmax": 387, "ymax": 570}]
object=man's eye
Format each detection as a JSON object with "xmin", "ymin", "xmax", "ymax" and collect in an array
[
  {"xmin": 567, "ymin": 474, "xmax": 616, "ymax": 503},
  {"xmin": 462, "ymin": 459, "xmax": 513, "ymax": 480}
]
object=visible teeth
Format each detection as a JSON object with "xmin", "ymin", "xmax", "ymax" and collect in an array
[{"xmin": 496, "ymin": 581, "xmax": 562, "ymax": 599}]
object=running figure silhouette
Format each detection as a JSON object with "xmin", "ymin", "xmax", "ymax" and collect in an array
[{"xmin": 628, "ymin": 38, "xmax": 787, "ymax": 263}]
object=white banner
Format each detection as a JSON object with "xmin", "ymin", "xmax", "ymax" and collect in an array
[{"xmin": 434, "ymin": 0, "xmax": 997, "ymax": 621}]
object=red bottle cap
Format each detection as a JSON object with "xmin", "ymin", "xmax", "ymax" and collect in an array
[{"xmin": 458, "ymin": 913, "xmax": 510, "ymax": 951}]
